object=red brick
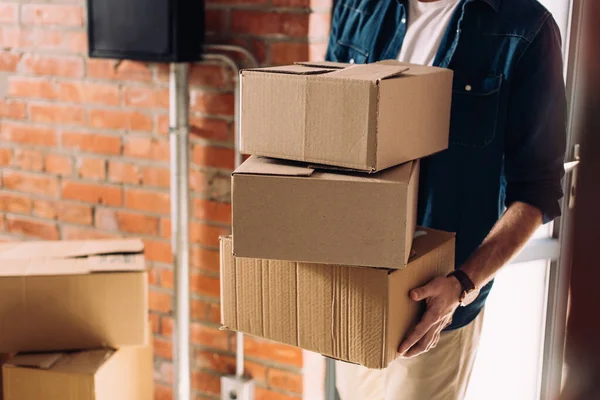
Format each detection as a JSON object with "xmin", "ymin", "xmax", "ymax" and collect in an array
[
  {"xmin": 0, "ymin": 100, "xmax": 26, "ymax": 119},
  {"xmin": 0, "ymin": 51, "xmax": 20, "ymax": 71},
  {"xmin": 149, "ymin": 313, "xmax": 160, "ymax": 334},
  {"xmin": 62, "ymin": 180, "xmax": 123, "ymax": 206},
  {"xmin": 189, "ymin": 170, "xmax": 208, "ymax": 193},
  {"xmin": 6, "ymin": 215, "xmax": 58, "ymax": 240},
  {"xmin": 0, "ymin": 4, "xmax": 18, "ymax": 24},
  {"xmin": 62, "ymin": 131, "xmax": 122, "ymax": 155},
  {"xmin": 147, "ymin": 266, "xmax": 160, "ymax": 286},
  {"xmin": 108, "ymin": 161, "xmax": 141, "ymax": 184},
  {"xmin": 8, "ymin": 76, "xmax": 58, "ymax": 99},
  {"xmin": 123, "ymin": 136, "xmax": 169, "ymax": 161},
  {"xmin": 190, "ymin": 91, "xmax": 234, "ymax": 116},
  {"xmin": 32, "ymin": 200, "xmax": 93, "ymax": 225},
  {"xmin": 149, "ymin": 290, "xmax": 172, "ymax": 313},
  {"xmin": 86, "ymin": 59, "xmax": 152, "ymax": 82},
  {"xmin": 0, "ymin": 123, "xmax": 57, "ymax": 147},
  {"xmin": 94, "ymin": 207, "xmax": 118, "ymax": 231},
  {"xmin": 3, "ymin": 170, "xmax": 59, "ymax": 197},
  {"xmin": 255, "ymin": 388, "xmax": 301, "ymax": 400},
  {"xmin": 125, "ymin": 188, "xmax": 170, "ymax": 214},
  {"xmin": 190, "ymin": 117, "xmax": 230, "ymax": 142},
  {"xmin": 14, "ymin": 148, "xmax": 44, "ymax": 171},
  {"xmin": 230, "ymin": 10, "xmax": 309, "ymax": 37},
  {"xmin": 142, "ymin": 166, "xmax": 170, "ymax": 188},
  {"xmin": 190, "ymin": 246, "xmax": 220, "ymax": 273},
  {"xmin": 61, "ymin": 225, "xmax": 120, "ymax": 240},
  {"xmin": 268, "ymin": 369, "xmax": 303, "ymax": 394},
  {"xmin": 0, "ymin": 148, "xmax": 12, "ymax": 166},
  {"xmin": 17, "ymin": 29, "xmax": 87, "ymax": 53},
  {"xmin": 58, "ymin": 81, "xmax": 120, "ymax": 105},
  {"xmin": 20, "ymin": 53, "xmax": 83, "ymax": 77},
  {"xmin": 123, "ymin": 86, "xmax": 169, "ymax": 109},
  {"xmin": 21, "ymin": 4, "xmax": 83, "ymax": 27},
  {"xmin": 153, "ymin": 337, "xmax": 173, "ymax": 360},
  {"xmin": 118, "ymin": 211, "xmax": 159, "ymax": 235},
  {"xmin": 191, "ymin": 298, "xmax": 209, "ymax": 321},
  {"xmin": 45, "ymin": 154, "xmax": 73, "ymax": 175},
  {"xmin": 193, "ymin": 144, "xmax": 235, "ymax": 169},
  {"xmin": 77, "ymin": 157, "xmax": 106, "ymax": 180},
  {"xmin": 0, "ymin": 26, "xmax": 21, "ymax": 49},
  {"xmin": 0, "ymin": 193, "xmax": 32, "ymax": 214},
  {"xmin": 29, "ymin": 103, "xmax": 85, "ymax": 125},
  {"xmin": 190, "ymin": 323, "xmax": 230, "ymax": 351},
  {"xmin": 243, "ymin": 337, "xmax": 303, "ymax": 368},
  {"xmin": 191, "ymin": 272, "xmax": 220, "ymax": 298},
  {"xmin": 154, "ymin": 383, "xmax": 173, "ymax": 400},
  {"xmin": 205, "ymin": 9, "xmax": 227, "ymax": 34},
  {"xmin": 157, "ymin": 362, "xmax": 173, "ymax": 385},
  {"xmin": 193, "ymin": 199, "xmax": 231, "ymax": 224},
  {"xmin": 191, "ymin": 371, "xmax": 221, "ymax": 395},
  {"xmin": 191, "ymin": 222, "xmax": 229, "ymax": 247},
  {"xmin": 88, "ymin": 109, "xmax": 153, "ymax": 131},
  {"xmin": 143, "ymin": 239, "xmax": 172, "ymax": 264},
  {"xmin": 158, "ymin": 268, "xmax": 173, "ymax": 289},
  {"xmin": 270, "ymin": 41, "xmax": 328, "ymax": 65}
]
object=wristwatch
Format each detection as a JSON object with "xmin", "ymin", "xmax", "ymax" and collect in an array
[{"xmin": 447, "ymin": 270, "xmax": 480, "ymax": 307}]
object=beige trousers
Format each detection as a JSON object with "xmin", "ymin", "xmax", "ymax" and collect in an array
[{"xmin": 336, "ymin": 309, "xmax": 485, "ymax": 400}]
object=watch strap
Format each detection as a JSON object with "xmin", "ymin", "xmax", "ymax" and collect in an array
[{"xmin": 447, "ymin": 269, "xmax": 476, "ymax": 293}]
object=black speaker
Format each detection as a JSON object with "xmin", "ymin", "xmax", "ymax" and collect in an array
[{"xmin": 87, "ymin": 0, "xmax": 205, "ymax": 62}]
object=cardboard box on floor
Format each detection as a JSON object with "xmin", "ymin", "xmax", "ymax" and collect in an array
[
  {"xmin": 220, "ymin": 227, "xmax": 456, "ymax": 369},
  {"xmin": 0, "ymin": 239, "xmax": 149, "ymax": 353},
  {"xmin": 232, "ymin": 155, "xmax": 419, "ymax": 268},
  {"xmin": 2, "ymin": 345, "xmax": 153, "ymax": 400},
  {"xmin": 0, "ymin": 354, "xmax": 12, "ymax": 400},
  {"xmin": 240, "ymin": 60, "xmax": 453, "ymax": 172}
]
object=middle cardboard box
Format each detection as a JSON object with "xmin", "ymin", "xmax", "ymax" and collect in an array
[{"xmin": 232, "ymin": 155, "xmax": 419, "ymax": 269}]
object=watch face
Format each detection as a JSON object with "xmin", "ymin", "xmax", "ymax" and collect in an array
[{"xmin": 461, "ymin": 289, "xmax": 480, "ymax": 307}]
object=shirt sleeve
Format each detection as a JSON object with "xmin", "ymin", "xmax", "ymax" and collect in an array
[{"xmin": 503, "ymin": 14, "xmax": 567, "ymax": 224}]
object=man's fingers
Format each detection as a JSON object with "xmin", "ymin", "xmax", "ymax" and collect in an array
[
  {"xmin": 410, "ymin": 280, "xmax": 439, "ymax": 301},
  {"xmin": 398, "ymin": 310, "xmax": 439, "ymax": 355},
  {"xmin": 403, "ymin": 321, "xmax": 442, "ymax": 358}
]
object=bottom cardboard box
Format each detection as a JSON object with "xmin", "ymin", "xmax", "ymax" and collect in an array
[
  {"xmin": 220, "ymin": 227, "xmax": 455, "ymax": 369},
  {"xmin": 2, "ymin": 345, "xmax": 153, "ymax": 400},
  {"xmin": 0, "ymin": 354, "xmax": 13, "ymax": 400}
]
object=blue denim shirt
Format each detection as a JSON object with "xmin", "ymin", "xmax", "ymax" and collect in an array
[{"xmin": 326, "ymin": 0, "xmax": 567, "ymax": 330}]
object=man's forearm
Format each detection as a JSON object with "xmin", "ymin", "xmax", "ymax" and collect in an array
[{"xmin": 461, "ymin": 201, "xmax": 543, "ymax": 288}]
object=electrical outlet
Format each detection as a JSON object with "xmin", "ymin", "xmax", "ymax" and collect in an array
[{"xmin": 221, "ymin": 375, "xmax": 255, "ymax": 400}]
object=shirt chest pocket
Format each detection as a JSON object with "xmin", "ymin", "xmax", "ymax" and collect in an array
[
  {"xmin": 449, "ymin": 74, "xmax": 503, "ymax": 148},
  {"xmin": 330, "ymin": 39, "xmax": 369, "ymax": 64}
]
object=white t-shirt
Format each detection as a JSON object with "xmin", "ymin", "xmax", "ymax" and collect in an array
[{"xmin": 397, "ymin": 0, "xmax": 461, "ymax": 66}]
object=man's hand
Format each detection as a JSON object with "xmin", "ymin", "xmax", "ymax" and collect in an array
[{"xmin": 397, "ymin": 276, "xmax": 463, "ymax": 358}]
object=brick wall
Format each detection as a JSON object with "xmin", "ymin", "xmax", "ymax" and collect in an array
[{"xmin": 0, "ymin": 1, "xmax": 332, "ymax": 399}]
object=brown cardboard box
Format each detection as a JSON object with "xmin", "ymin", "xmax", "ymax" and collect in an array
[
  {"xmin": 220, "ymin": 227, "xmax": 455, "ymax": 369},
  {"xmin": 0, "ymin": 354, "xmax": 12, "ymax": 400},
  {"xmin": 0, "ymin": 239, "xmax": 149, "ymax": 353},
  {"xmin": 2, "ymin": 345, "xmax": 153, "ymax": 400},
  {"xmin": 240, "ymin": 60, "xmax": 452, "ymax": 172},
  {"xmin": 232, "ymin": 156, "xmax": 419, "ymax": 268}
]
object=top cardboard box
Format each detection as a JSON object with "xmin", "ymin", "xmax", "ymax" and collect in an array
[
  {"xmin": 240, "ymin": 60, "xmax": 453, "ymax": 172},
  {"xmin": 0, "ymin": 239, "xmax": 149, "ymax": 354}
]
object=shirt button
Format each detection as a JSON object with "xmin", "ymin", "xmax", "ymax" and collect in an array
[
  {"xmin": 349, "ymin": 58, "xmax": 355, "ymax": 64},
  {"xmin": 465, "ymin": 85, "xmax": 472, "ymax": 92},
  {"xmin": 401, "ymin": 18, "xmax": 406, "ymax": 24}
]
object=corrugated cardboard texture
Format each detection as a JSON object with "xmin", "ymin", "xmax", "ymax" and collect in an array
[
  {"xmin": 220, "ymin": 227, "xmax": 455, "ymax": 369},
  {"xmin": 0, "ymin": 354, "xmax": 11, "ymax": 400},
  {"xmin": 2, "ymin": 345, "xmax": 153, "ymax": 400},
  {"xmin": 0, "ymin": 239, "xmax": 148, "ymax": 353},
  {"xmin": 240, "ymin": 60, "xmax": 452, "ymax": 172},
  {"xmin": 232, "ymin": 156, "xmax": 418, "ymax": 268}
]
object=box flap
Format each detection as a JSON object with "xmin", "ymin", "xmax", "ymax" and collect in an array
[
  {"xmin": 328, "ymin": 64, "xmax": 409, "ymax": 82},
  {"xmin": 7, "ymin": 353, "xmax": 63, "ymax": 369},
  {"xmin": 294, "ymin": 61, "xmax": 348, "ymax": 69},
  {"xmin": 0, "ymin": 239, "xmax": 144, "ymax": 260},
  {"xmin": 243, "ymin": 65, "xmax": 335, "ymax": 75},
  {"xmin": 233, "ymin": 156, "xmax": 314, "ymax": 177},
  {"xmin": 0, "ymin": 253, "xmax": 146, "ymax": 277}
]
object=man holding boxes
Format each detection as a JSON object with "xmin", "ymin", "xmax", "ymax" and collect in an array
[
  {"xmin": 222, "ymin": 1, "xmax": 566, "ymax": 400},
  {"xmin": 325, "ymin": 0, "xmax": 567, "ymax": 399}
]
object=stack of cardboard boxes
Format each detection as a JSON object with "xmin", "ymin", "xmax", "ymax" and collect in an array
[
  {"xmin": 0, "ymin": 239, "xmax": 153, "ymax": 399},
  {"xmin": 220, "ymin": 60, "xmax": 457, "ymax": 369}
]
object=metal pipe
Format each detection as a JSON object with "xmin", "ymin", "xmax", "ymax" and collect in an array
[
  {"xmin": 204, "ymin": 44, "xmax": 260, "ymax": 69},
  {"xmin": 169, "ymin": 62, "xmax": 191, "ymax": 400}
]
